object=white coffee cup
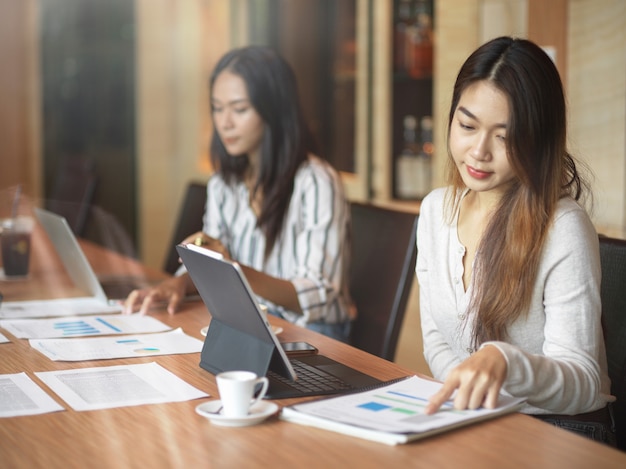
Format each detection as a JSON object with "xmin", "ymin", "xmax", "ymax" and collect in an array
[{"xmin": 216, "ymin": 370, "xmax": 269, "ymax": 418}]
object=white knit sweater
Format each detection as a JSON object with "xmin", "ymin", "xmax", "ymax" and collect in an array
[{"xmin": 416, "ymin": 187, "xmax": 613, "ymax": 415}]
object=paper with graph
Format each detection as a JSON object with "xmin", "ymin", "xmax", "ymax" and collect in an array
[
  {"xmin": 0, "ymin": 314, "xmax": 171, "ymax": 339},
  {"xmin": 280, "ymin": 375, "xmax": 525, "ymax": 445},
  {"xmin": 29, "ymin": 328, "xmax": 203, "ymax": 361}
]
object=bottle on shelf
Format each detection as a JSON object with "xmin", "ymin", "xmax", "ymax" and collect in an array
[
  {"xmin": 394, "ymin": 0, "xmax": 412, "ymax": 74},
  {"xmin": 406, "ymin": 0, "xmax": 433, "ymax": 79},
  {"xmin": 414, "ymin": 115, "xmax": 433, "ymax": 199},
  {"xmin": 395, "ymin": 115, "xmax": 420, "ymax": 199}
]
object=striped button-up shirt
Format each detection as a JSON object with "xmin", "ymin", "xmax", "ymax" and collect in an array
[{"xmin": 203, "ymin": 156, "xmax": 354, "ymax": 326}]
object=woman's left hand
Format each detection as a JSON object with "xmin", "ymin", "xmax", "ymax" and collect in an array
[{"xmin": 424, "ymin": 345, "xmax": 508, "ymax": 414}]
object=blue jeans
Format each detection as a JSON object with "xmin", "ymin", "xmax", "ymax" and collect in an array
[
  {"xmin": 265, "ymin": 306, "xmax": 352, "ymax": 343},
  {"xmin": 532, "ymin": 405, "xmax": 617, "ymax": 447},
  {"xmin": 306, "ymin": 320, "xmax": 352, "ymax": 343}
]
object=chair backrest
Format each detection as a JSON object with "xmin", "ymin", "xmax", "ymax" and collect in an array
[
  {"xmin": 599, "ymin": 235, "xmax": 626, "ymax": 450},
  {"xmin": 349, "ymin": 201, "xmax": 418, "ymax": 361},
  {"xmin": 163, "ymin": 182, "xmax": 207, "ymax": 274},
  {"xmin": 46, "ymin": 156, "xmax": 98, "ymax": 236}
]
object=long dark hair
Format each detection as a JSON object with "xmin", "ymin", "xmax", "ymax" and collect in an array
[
  {"xmin": 444, "ymin": 36, "xmax": 589, "ymax": 348},
  {"xmin": 209, "ymin": 46, "xmax": 318, "ymax": 257}
]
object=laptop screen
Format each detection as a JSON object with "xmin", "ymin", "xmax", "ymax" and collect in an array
[{"xmin": 34, "ymin": 207, "xmax": 109, "ymax": 303}]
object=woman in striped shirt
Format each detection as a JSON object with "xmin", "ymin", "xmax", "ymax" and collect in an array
[{"xmin": 124, "ymin": 46, "xmax": 354, "ymax": 342}]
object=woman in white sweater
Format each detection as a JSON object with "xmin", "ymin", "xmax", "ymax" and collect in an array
[{"xmin": 416, "ymin": 36, "xmax": 615, "ymax": 444}]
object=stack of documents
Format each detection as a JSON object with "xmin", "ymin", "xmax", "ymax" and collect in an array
[
  {"xmin": 280, "ymin": 375, "xmax": 525, "ymax": 445},
  {"xmin": 0, "ymin": 300, "xmax": 207, "ymax": 418},
  {"xmin": 0, "ymin": 314, "xmax": 203, "ymax": 361}
]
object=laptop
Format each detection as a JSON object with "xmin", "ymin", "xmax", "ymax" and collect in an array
[
  {"xmin": 176, "ymin": 243, "xmax": 382, "ymax": 399},
  {"xmin": 34, "ymin": 207, "xmax": 150, "ymax": 304}
]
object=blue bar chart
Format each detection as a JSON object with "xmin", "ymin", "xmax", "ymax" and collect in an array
[
  {"xmin": 53, "ymin": 317, "xmax": 122, "ymax": 336},
  {"xmin": 0, "ymin": 314, "xmax": 171, "ymax": 339},
  {"xmin": 54, "ymin": 320, "xmax": 99, "ymax": 336}
]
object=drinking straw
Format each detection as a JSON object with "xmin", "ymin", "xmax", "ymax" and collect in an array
[{"xmin": 10, "ymin": 184, "xmax": 21, "ymax": 219}]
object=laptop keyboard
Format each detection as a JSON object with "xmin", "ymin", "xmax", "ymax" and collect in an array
[{"xmin": 268, "ymin": 359, "xmax": 353, "ymax": 393}]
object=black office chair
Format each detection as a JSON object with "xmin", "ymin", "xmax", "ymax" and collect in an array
[
  {"xmin": 599, "ymin": 235, "xmax": 626, "ymax": 451},
  {"xmin": 46, "ymin": 156, "xmax": 98, "ymax": 236},
  {"xmin": 349, "ymin": 201, "xmax": 418, "ymax": 361},
  {"xmin": 163, "ymin": 182, "xmax": 207, "ymax": 274}
]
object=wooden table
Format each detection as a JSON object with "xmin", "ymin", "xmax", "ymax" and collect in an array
[{"xmin": 1, "ymin": 238, "xmax": 625, "ymax": 468}]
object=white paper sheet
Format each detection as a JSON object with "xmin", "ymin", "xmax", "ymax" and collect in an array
[
  {"xmin": 0, "ymin": 297, "xmax": 121, "ymax": 319},
  {"xmin": 287, "ymin": 376, "xmax": 524, "ymax": 433},
  {"xmin": 1, "ymin": 314, "xmax": 171, "ymax": 339},
  {"xmin": 0, "ymin": 372, "xmax": 65, "ymax": 417},
  {"xmin": 0, "ymin": 332, "xmax": 9, "ymax": 343},
  {"xmin": 34, "ymin": 362, "xmax": 209, "ymax": 411},
  {"xmin": 29, "ymin": 327, "xmax": 203, "ymax": 361},
  {"xmin": 281, "ymin": 376, "xmax": 525, "ymax": 445}
]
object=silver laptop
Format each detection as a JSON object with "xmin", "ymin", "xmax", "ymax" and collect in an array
[{"xmin": 34, "ymin": 207, "xmax": 149, "ymax": 304}]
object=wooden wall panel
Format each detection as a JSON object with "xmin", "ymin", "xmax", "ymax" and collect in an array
[
  {"xmin": 136, "ymin": 0, "xmax": 226, "ymax": 268},
  {"xmin": 568, "ymin": 0, "xmax": 626, "ymax": 237},
  {"xmin": 0, "ymin": 0, "xmax": 40, "ymax": 214},
  {"xmin": 527, "ymin": 0, "xmax": 568, "ymax": 85}
]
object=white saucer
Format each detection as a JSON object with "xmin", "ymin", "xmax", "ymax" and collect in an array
[
  {"xmin": 200, "ymin": 325, "xmax": 283, "ymax": 336},
  {"xmin": 195, "ymin": 400, "xmax": 279, "ymax": 427}
]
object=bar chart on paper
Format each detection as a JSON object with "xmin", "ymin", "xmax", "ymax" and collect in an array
[
  {"xmin": 0, "ymin": 314, "xmax": 171, "ymax": 339},
  {"xmin": 356, "ymin": 388, "xmax": 451, "ymax": 423},
  {"xmin": 296, "ymin": 377, "xmax": 461, "ymax": 432},
  {"xmin": 55, "ymin": 318, "xmax": 111, "ymax": 336},
  {"xmin": 29, "ymin": 328, "xmax": 203, "ymax": 361},
  {"xmin": 281, "ymin": 376, "xmax": 526, "ymax": 444}
]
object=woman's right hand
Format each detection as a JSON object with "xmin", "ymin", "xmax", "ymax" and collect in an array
[
  {"xmin": 123, "ymin": 275, "xmax": 189, "ymax": 316},
  {"xmin": 424, "ymin": 345, "xmax": 507, "ymax": 414},
  {"xmin": 181, "ymin": 231, "xmax": 231, "ymax": 260}
]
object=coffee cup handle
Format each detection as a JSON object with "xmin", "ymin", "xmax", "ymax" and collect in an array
[{"xmin": 250, "ymin": 376, "xmax": 269, "ymax": 407}]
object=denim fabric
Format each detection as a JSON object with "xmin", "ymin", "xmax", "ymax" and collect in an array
[
  {"xmin": 265, "ymin": 306, "xmax": 352, "ymax": 343},
  {"xmin": 533, "ymin": 405, "xmax": 617, "ymax": 447},
  {"xmin": 306, "ymin": 320, "xmax": 352, "ymax": 343}
]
